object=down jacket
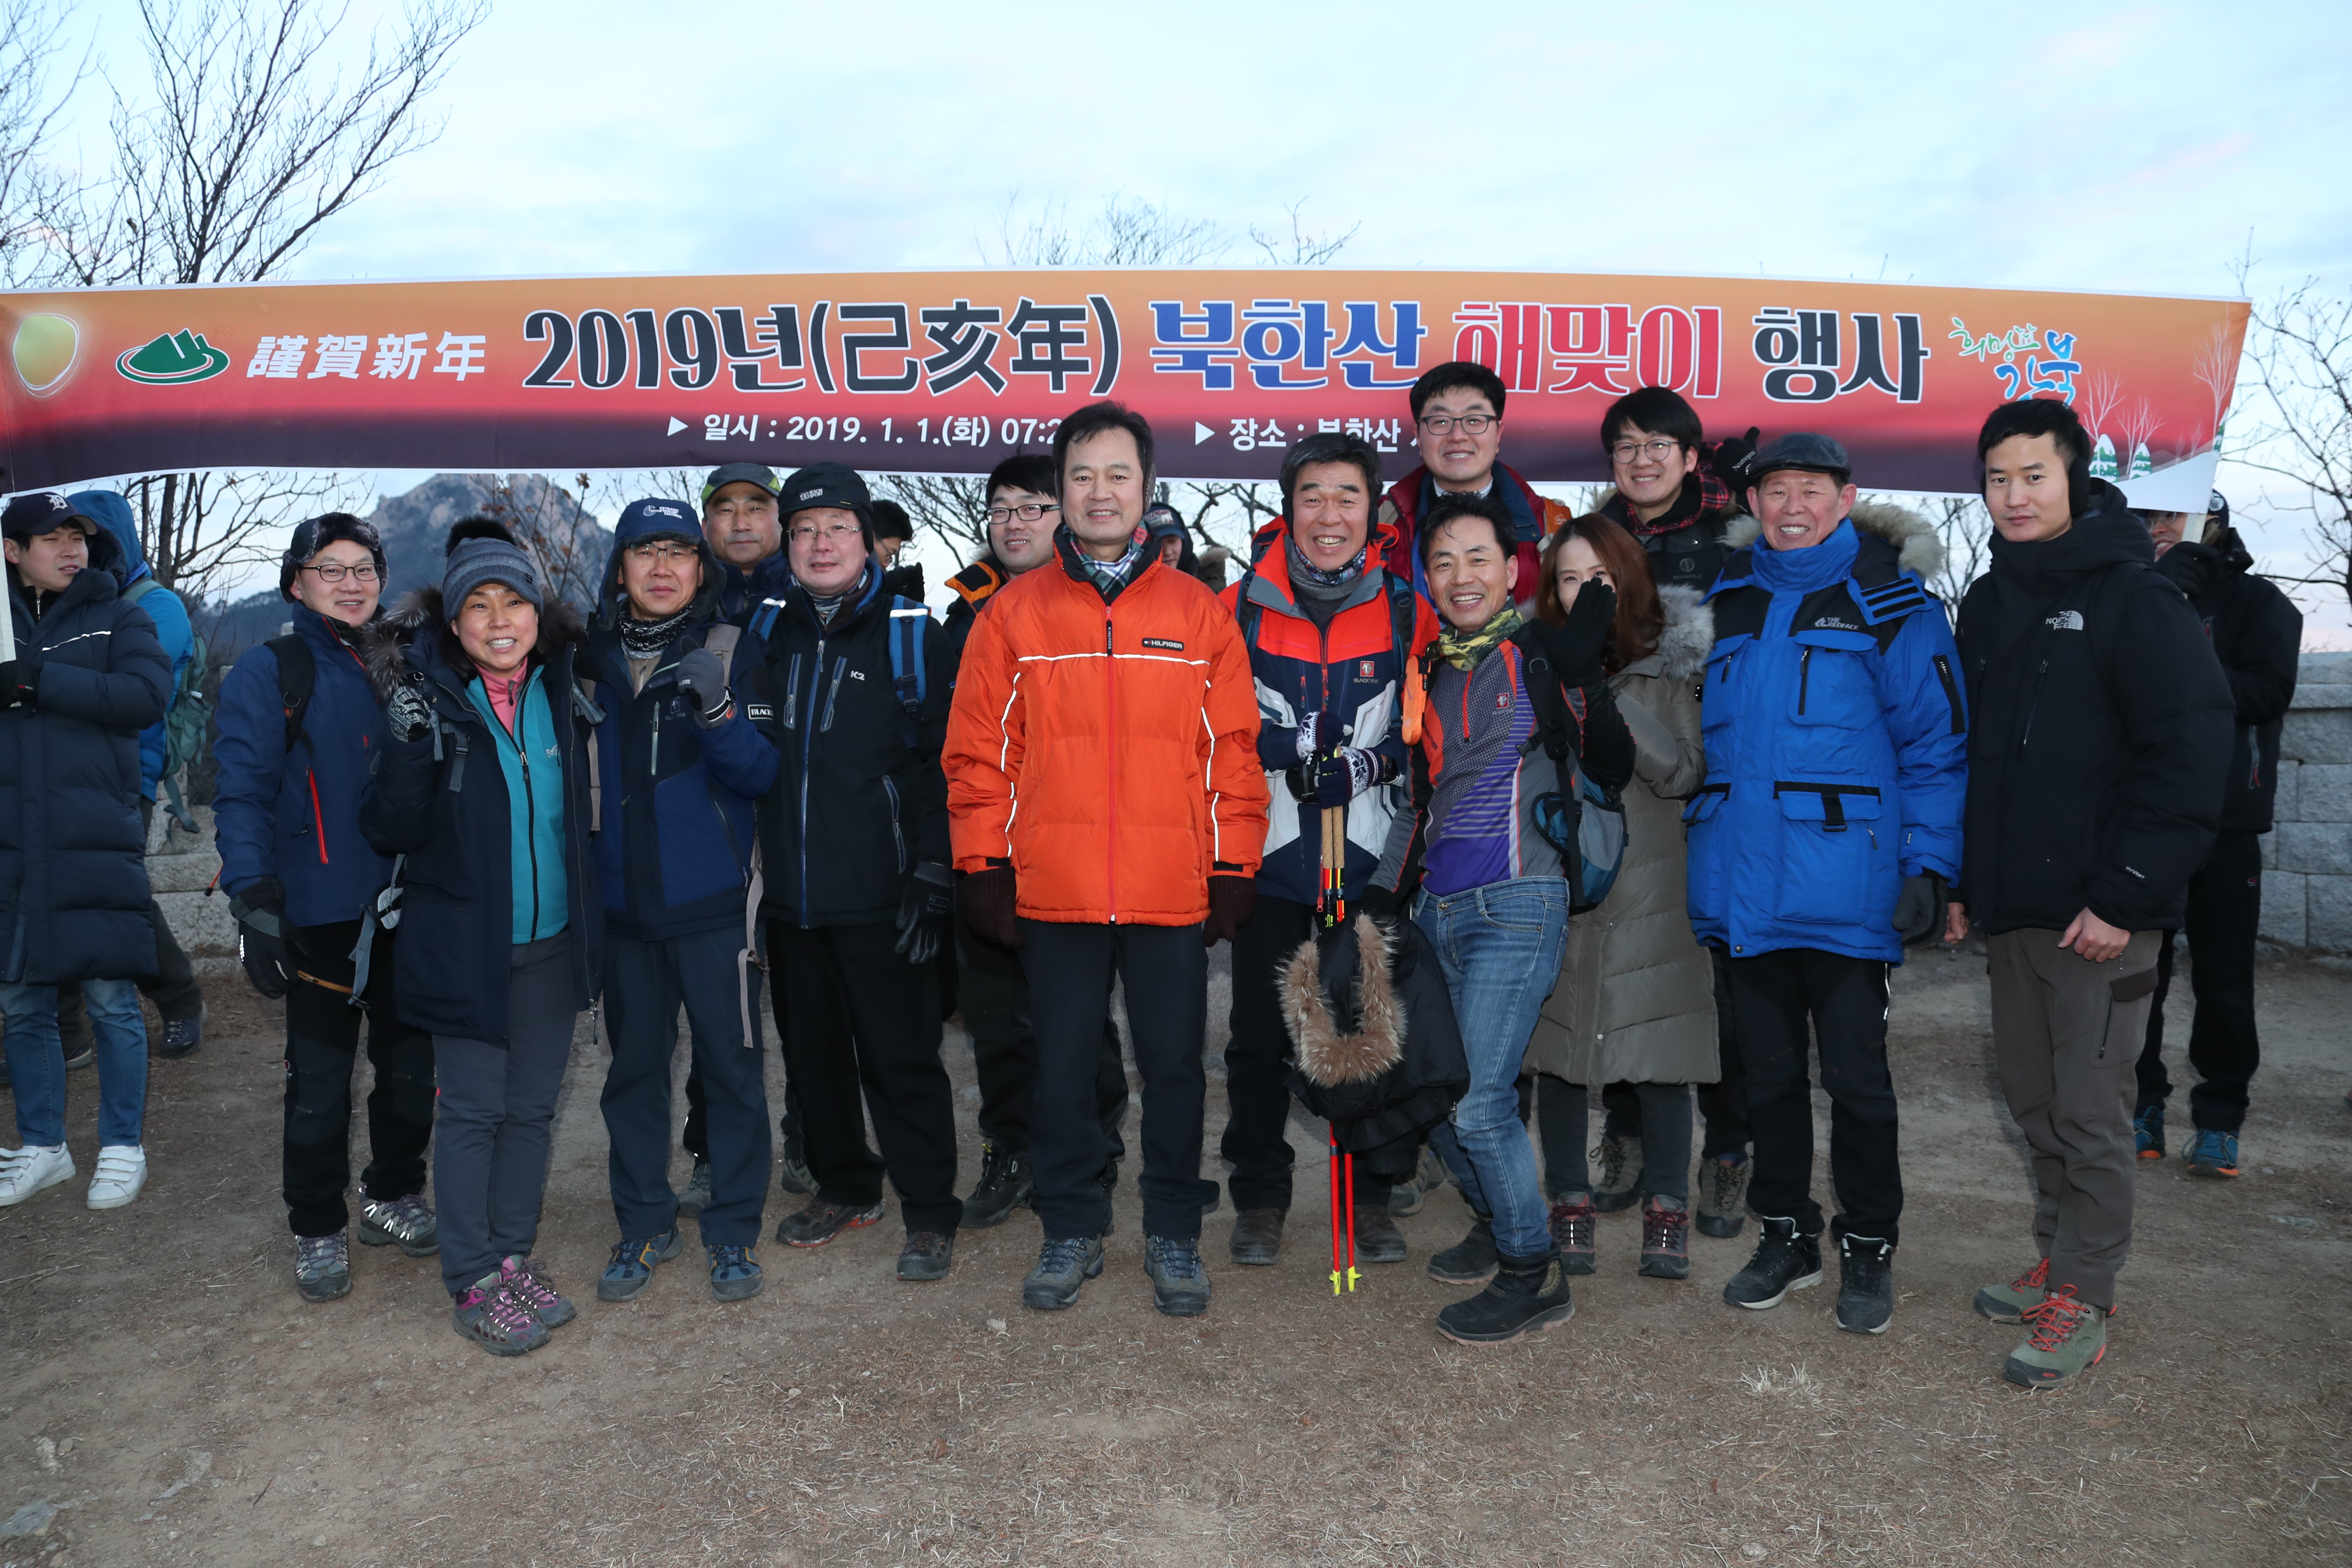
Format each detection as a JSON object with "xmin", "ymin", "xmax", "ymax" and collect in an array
[
  {"xmin": 944, "ymin": 530, "xmax": 1269, "ymax": 926},
  {"xmin": 1527, "ymin": 585, "xmax": 1719, "ymax": 1087},
  {"xmin": 0, "ymin": 528, "xmax": 171, "ymax": 984}
]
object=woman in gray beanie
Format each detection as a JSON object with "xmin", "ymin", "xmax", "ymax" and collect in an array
[{"xmin": 360, "ymin": 518, "xmax": 604, "ymax": 1356}]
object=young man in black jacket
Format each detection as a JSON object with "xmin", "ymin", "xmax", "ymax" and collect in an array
[
  {"xmin": 760, "ymin": 464, "xmax": 963, "ymax": 1281},
  {"xmin": 1954, "ymin": 399, "xmax": 2233, "ymax": 1388},
  {"xmin": 2132, "ymin": 492, "xmax": 2301, "ymax": 1177}
]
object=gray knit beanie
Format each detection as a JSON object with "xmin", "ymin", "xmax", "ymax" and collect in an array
[{"xmin": 441, "ymin": 516, "xmax": 545, "ymax": 613}]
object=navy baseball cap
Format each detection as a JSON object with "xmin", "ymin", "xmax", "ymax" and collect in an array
[
  {"xmin": 1749, "ymin": 432, "xmax": 1852, "ymax": 485},
  {"xmin": 615, "ymin": 496, "xmax": 702, "ymax": 548},
  {"xmin": 2, "ymin": 491, "xmax": 98, "ymax": 541}
]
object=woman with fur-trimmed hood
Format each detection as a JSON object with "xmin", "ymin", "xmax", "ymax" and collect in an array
[
  {"xmin": 1524, "ymin": 517, "xmax": 1717, "ymax": 1283},
  {"xmin": 359, "ymin": 517, "xmax": 602, "ymax": 1358}
]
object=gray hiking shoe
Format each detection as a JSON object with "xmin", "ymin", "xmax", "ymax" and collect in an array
[
  {"xmin": 357, "ymin": 1193, "xmax": 439, "ymax": 1257},
  {"xmin": 1144, "ymin": 1234, "xmax": 1212, "ymax": 1317},
  {"xmin": 1229, "ymin": 1207, "xmax": 1284, "ymax": 1266},
  {"xmin": 2004, "ymin": 1286, "xmax": 2108, "ymax": 1388},
  {"xmin": 294, "ymin": 1231, "xmax": 352, "ymax": 1303},
  {"xmin": 500, "ymin": 1253, "xmax": 578, "ymax": 1327},
  {"xmin": 1973, "ymin": 1256, "xmax": 2050, "ymax": 1324},
  {"xmin": 1023, "ymin": 1234, "xmax": 1105, "ymax": 1311},
  {"xmin": 451, "ymin": 1271, "xmax": 549, "ymax": 1357},
  {"xmin": 897, "ymin": 1231, "xmax": 954, "ymax": 1282},
  {"xmin": 1694, "ymin": 1154, "xmax": 1750, "ymax": 1239},
  {"xmin": 1592, "ymin": 1135, "xmax": 1643, "ymax": 1213},
  {"xmin": 676, "ymin": 1159, "xmax": 714, "ymax": 1218}
]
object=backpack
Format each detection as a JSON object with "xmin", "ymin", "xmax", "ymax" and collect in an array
[
  {"xmin": 1510, "ymin": 629, "xmax": 1628, "ymax": 916},
  {"xmin": 126, "ymin": 576, "xmax": 209, "ymax": 830},
  {"xmin": 748, "ymin": 591, "xmax": 931, "ymax": 747}
]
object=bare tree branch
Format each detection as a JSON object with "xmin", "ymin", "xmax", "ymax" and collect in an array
[
  {"xmin": 980, "ymin": 191, "xmax": 1228, "ymax": 269},
  {"xmin": 0, "ymin": 0, "xmax": 91, "ymax": 288},
  {"xmin": 2225, "ymin": 271, "xmax": 2352, "ymax": 610},
  {"xmin": 1248, "ymin": 200, "xmax": 1359, "ymax": 268}
]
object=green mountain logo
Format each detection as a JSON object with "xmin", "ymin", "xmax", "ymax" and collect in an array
[{"xmin": 116, "ymin": 329, "xmax": 230, "ymax": 385}]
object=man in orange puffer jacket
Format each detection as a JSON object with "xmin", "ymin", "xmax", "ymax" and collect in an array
[{"xmin": 945, "ymin": 401, "xmax": 1268, "ymax": 1320}]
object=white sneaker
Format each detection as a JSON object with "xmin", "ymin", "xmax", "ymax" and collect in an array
[
  {"xmin": 87, "ymin": 1145, "xmax": 147, "ymax": 1210},
  {"xmin": 0, "ymin": 1144, "xmax": 75, "ymax": 1206}
]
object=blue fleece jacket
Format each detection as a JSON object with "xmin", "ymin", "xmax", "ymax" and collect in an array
[{"xmin": 69, "ymin": 490, "xmax": 191, "ymax": 800}]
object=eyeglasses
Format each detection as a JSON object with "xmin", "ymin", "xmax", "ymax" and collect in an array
[
  {"xmin": 788, "ymin": 522, "xmax": 864, "ymax": 546},
  {"xmin": 302, "ymin": 561, "xmax": 380, "ymax": 584},
  {"xmin": 624, "ymin": 541, "xmax": 698, "ymax": 563},
  {"xmin": 1609, "ymin": 438, "xmax": 1683, "ymax": 463},
  {"xmin": 986, "ymin": 502, "xmax": 1060, "ymax": 525},
  {"xmin": 1418, "ymin": 413, "xmax": 1496, "ymax": 435}
]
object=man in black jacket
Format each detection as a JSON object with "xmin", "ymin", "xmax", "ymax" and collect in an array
[
  {"xmin": 1954, "ymin": 398, "xmax": 2233, "ymax": 1389},
  {"xmin": 2132, "ymin": 491, "xmax": 2300, "ymax": 1177},
  {"xmin": 760, "ymin": 464, "xmax": 963, "ymax": 1281}
]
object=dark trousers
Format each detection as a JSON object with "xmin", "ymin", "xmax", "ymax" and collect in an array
[
  {"xmin": 1536, "ymin": 1076, "xmax": 1694, "ymax": 1204},
  {"xmin": 772, "ymin": 920, "xmax": 962, "ymax": 1235},
  {"xmin": 1020, "ymin": 919, "xmax": 1216, "ymax": 1241},
  {"xmin": 2136, "ymin": 828, "xmax": 2263, "ymax": 1133},
  {"xmin": 682, "ymin": 973, "xmax": 804, "ymax": 1165},
  {"xmin": 433, "ymin": 935, "xmax": 576, "ymax": 1294},
  {"xmin": 1597, "ymin": 948, "xmax": 1748, "ymax": 1158},
  {"xmin": 601, "ymin": 928, "xmax": 771, "ymax": 1247},
  {"xmin": 957, "ymin": 917, "xmax": 1129, "ymax": 1161},
  {"xmin": 281, "ymin": 919, "xmax": 435, "ymax": 1239},
  {"xmin": 1727, "ymin": 946, "xmax": 1902, "ymax": 1246}
]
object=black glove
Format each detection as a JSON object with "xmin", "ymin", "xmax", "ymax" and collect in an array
[
  {"xmin": 1893, "ymin": 872, "xmax": 1949, "ymax": 946},
  {"xmin": 1705, "ymin": 426, "xmax": 1761, "ymax": 499},
  {"xmin": 1357, "ymin": 880, "xmax": 1406, "ymax": 921},
  {"xmin": 0, "ymin": 659, "xmax": 39, "ymax": 710},
  {"xmin": 894, "ymin": 862, "xmax": 954, "ymax": 965},
  {"xmin": 2155, "ymin": 539, "xmax": 2220, "ymax": 602},
  {"xmin": 1286, "ymin": 747, "xmax": 1384, "ymax": 806},
  {"xmin": 229, "ymin": 876, "xmax": 303, "ymax": 998},
  {"xmin": 1202, "ymin": 873, "xmax": 1257, "ymax": 947},
  {"xmin": 384, "ymin": 680, "xmax": 432, "ymax": 743},
  {"xmin": 959, "ymin": 864, "xmax": 1022, "ymax": 949},
  {"xmin": 1531, "ymin": 581, "xmax": 1617, "ymax": 688},
  {"xmin": 676, "ymin": 647, "xmax": 732, "ymax": 729}
]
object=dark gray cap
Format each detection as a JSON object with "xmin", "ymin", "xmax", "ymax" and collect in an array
[{"xmin": 1750, "ymin": 432, "xmax": 1852, "ymax": 485}]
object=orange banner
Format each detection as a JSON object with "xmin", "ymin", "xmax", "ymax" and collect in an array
[{"xmin": 0, "ymin": 270, "xmax": 2246, "ymax": 506}]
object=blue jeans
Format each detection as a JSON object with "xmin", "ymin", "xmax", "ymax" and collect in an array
[
  {"xmin": 1415, "ymin": 877, "xmax": 1569, "ymax": 1260},
  {"xmin": 1, "ymin": 978, "xmax": 149, "ymax": 1147}
]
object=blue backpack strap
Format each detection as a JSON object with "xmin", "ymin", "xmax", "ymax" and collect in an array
[
  {"xmin": 749, "ymin": 596, "xmax": 787, "ymax": 641},
  {"xmin": 885, "ymin": 596, "xmax": 930, "ymax": 747}
]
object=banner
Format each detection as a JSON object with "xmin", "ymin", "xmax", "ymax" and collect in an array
[{"xmin": 0, "ymin": 270, "xmax": 2247, "ymax": 507}]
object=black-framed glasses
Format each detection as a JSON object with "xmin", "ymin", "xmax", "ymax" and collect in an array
[
  {"xmin": 302, "ymin": 561, "xmax": 380, "ymax": 584},
  {"xmin": 1609, "ymin": 438, "xmax": 1682, "ymax": 463},
  {"xmin": 986, "ymin": 501, "xmax": 1060, "ymax": 525},
  {"xmin": 1418, "ymin": 413, "xmax": 1496, "ymax": 435}
]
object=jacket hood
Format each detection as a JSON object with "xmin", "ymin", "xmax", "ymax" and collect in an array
[
  {"xmin": 1722, "ymin": 498, "xmax": 1944, "ymax": 582},
  {"xmin": 364, "ymin": 585, "xmax": 588, "ymax": 700},
  {"xmin": 1987, "ymin": 478, "xmax": 2151, "ymax": 594},
  {"xmin": 66, "ymin": 490, "xmax": 148, "ymax": 583},
  {"xmin": 1632, "ymin": 584, "xmax": 1715, "ymax": 682},
  {"xmin": 1281, "ymin": 915, "xmax": 1405, "ymax": 1087}
]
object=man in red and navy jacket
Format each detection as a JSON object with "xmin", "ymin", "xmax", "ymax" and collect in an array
[{"xmin": 1378, "ymin": 361, "xmax": 1574, "ymax": 606}]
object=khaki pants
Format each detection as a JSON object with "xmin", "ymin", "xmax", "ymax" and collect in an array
[{"xmin": 1988, "ymin": 928, "xmax": 2162, "ymax": 1310}]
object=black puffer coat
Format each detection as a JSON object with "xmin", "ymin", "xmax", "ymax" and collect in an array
[
  {"xmin": 2155, "ymin": 528, "xmax": 2303, "ymax": 833},
  {"xmin": 0, "ymin": 529, "xmax": 172, "ymax": 984}
]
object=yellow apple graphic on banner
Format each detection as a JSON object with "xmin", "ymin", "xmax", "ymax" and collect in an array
[{"xmin": 12, "ymin": 312, "xmax": 78, "ymax": 395}]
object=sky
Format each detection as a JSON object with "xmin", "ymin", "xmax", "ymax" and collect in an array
[{"xmin": 43, "ymin": 0, "xmax": 2352, "ymax": 627}]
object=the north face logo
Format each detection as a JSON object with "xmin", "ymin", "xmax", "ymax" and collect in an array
[
  {"xmin": 1812, "ymin": 616, "xmax": 1860, "ymax": 631},
  {"xmin": 2046, "ymin": 610, "xmax": 2085, "ymax": 631}
]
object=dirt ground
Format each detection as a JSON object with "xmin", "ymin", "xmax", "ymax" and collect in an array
[{"xmin": 1, "ymin": 942, "xmax": 2348, "ymax": 1568}]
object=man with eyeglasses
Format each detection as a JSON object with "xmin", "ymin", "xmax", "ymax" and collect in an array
[
  {"xmin": 760, "ymin": 464, "xmax": 966, "ymax": 1283},
  {"xmin": 1378, "ymin": 361, "xmax": 1575, "ymax": 604},
  {"xmin": 940, "ymin": 455, "xmax": 1134, "ymax": 1230}
]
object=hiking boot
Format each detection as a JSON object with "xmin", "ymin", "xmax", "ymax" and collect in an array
[
  {"xmin": 1022, "ymin": 1234, "xmax": 1104, "ymax": 1311},
  {"xmin": 1639, "ymin": 1195, "xmax": 1691, "ymax": 1281},
  {"xmin": 0, "ymin": 1145, "xmax": 74, "ymax": 1207},
  {"xmin": 1144, "ymin": 1234, "xmax": 1212, "ymax": 1317},
  {"xmin": 597, "ymin": 1227, "xmax": 685, "ymax": 1302},
  {"xmin": 1592, "ymin": 1135, "xmax": 1642, "ymax": 1213},
  {"xmin": 1834, "ymin": 1234, "xmax": 1895, "ymax": 1334},
  {"xmin": 777, "ymin": 1142, "xmax": 816, "ymax": 1197},
  {"xmin": 2183, "ymin": 1127, "xmax": 2240, "ymax": 1178},
  {"xmin": 2003, "ymin": 1286, "xmax": 2107, "ymax": 1389},
  {"xmin": 1695, "ymin": 1154, "xmax": 1751, "ymax": 1239},
  {"xmin": 707, "ymin": 1243, "xmax": 764, "ymax": 1302},
  {"xmin": 1427, "ymin": 1213, "xmax": 1498, "ymax": 1285},
  {"xmin": 451, "ymin": 1271, "xmax": 550, "ymax": 1357},
  {"xmin": 86, "ymin": 1145, "xmax": 147, "ymax": 1210},
  {"xmin": 897, "ymin": 1231, "xmax": 954, "ymax": 1282},
  {"xmin": 1973, "ymin": 1256, "xmax": 2049, "ymax": 1324},
  {"xmin": 675, "ymin": 1159, "xmax": 714, "ymax": 1218},
  {"xmin": 500, "ymin": 1253, "xmax": 577, "ymax": 1327},
  {"xmin": 1392, "ymin": 1145, "xmax": 1446, "ymax": 1214},
  {"xmin": 1354, "ymin": 1204, "xmax": 1408, "ymax": 1265},
  {"xmin": 1436, "ymin": 1250, "xmax": 1575, "ymax": 1344},
  {"xmin": 1548, "ymin": 1193, "xmax": 1597, "ymax": 1276},
  {"xmin": 963, "ymin": 1143, "xmax": 1033, "ymax": 1229},
  {"xmin": 1723, "ymin": 1216, "xmax": 1823, "ymax": 1310},
  {"xmin": 357, "ymin": 1192, "xmax": 439, "ymax": 1256},
  {"xmin": 2133, "ymin": 1104, "xmax": 2164, "ymax": 1161},
  {"xmin": 156, "ymin": 1004, "xmax": 208, "ymax": 1060},
  {"xmin": 1229, "ymin": 1207, "xmax": 1284, "ymax": 1266},
  {"xmin": 775, "ymin": 1196, "xmax": 885, "ymax": 1248},
  {"xmin": 294, "ymin": 1231, "xmax": 352, "ymax": 1304}
]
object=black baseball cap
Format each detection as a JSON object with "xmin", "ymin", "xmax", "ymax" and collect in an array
[
  {"xmin": 701, "ymin": 463, "xmax": 783, "ymax": 508},
  {"xmin": 1749, "ymin": 432, "xmax": 1852, "ymax": 486},
  {"xmin": 1, "ymin": 491, "xmax": 97, "ymax": 541}
]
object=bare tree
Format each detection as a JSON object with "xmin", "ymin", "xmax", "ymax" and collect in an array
[
  {"xmin": 1248, "ymin": 200, "xmax": 1360, "ymax": 268},
  {"xmin": 481, "ymin": 472, "xmax": 609, "ymax": 612},
  {"xmin": 2118, "ymin": 398, "xmax": 2164, "ymax": 478},
  {"xmin": 2077, "ymin": 370, "xmax": 2123, "ymax": 453},
  {"xmin": 1910, "ymin": 494, "xmax": 1992, "ymax": 606},
  {"xmin": 2228, "ymin": 275, "xmax": 2352, "ymax": 609},
  {"xmin": 128, "ymin": 466, "xmax": 358, "ymax": 606},
  {"xmin": 981, "ymin": 191, "xmax": 1227, "ymax": 270},
  {"xmin": 2192, "ymin": 320, "xmax": 2240, "ymax": 450},
  {"xmin": 0, "ymin": 0, "xmax": 88, "ymax": 288}
]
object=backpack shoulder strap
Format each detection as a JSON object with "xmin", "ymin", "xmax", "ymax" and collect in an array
[
  {"xmin": 123, "ymin": 576, "xmax": 158, "ymax": 604},
  {"xmin": 265, "ymin": 633, "xmax": 317, "ymax": 757},
  {"xmin": 749, "ymin": 597, "xmax": 787, "ymax": 640},
  {"xmin": 885, "ymin": 596, "xmax": 930, "ymax": 747},
  {"xmin": 701, "ymin": 621, "xmax": 743, "ymax": 680}
]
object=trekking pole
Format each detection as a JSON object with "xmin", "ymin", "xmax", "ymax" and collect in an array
[
  {"xmin": 1321, "ymin": 804, "xmax": 1347, "ymax": 928},
  {"xmin": 0, "ymin": 564, "xmax": 14, "ymax": 662},
  {"xmin": 1328, "ymin": 1127, "xmax": 1344, "ymax": 1295},
  {"xmin": 1343, "ymin": 1149, "xmax": 1359, "ymax": 1293}
]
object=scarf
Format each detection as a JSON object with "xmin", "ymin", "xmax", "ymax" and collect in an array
[
  {"xmin": 1434, "ymin": 603, "xmax": 1523, "ymax": 671},
  {"xmin": 1078, "ymin": 531, "xmax": 1146, "ymax": 601},
  {"xmin": 617, "ymin": 605, "xmax": 691, "ymax": 657},
  {"xmin": 1285, "ymin": 536, "xmax": 1367, "ymax": 603}
]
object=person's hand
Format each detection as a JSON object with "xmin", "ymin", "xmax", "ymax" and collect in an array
[
  {"xmin": 1290, "ymin": 747, "xmax": 1382, "ymax": 806},
  {"xmin": 1943, "ymin": 901, "xmax": 1970, "ymax": 944},
  {"xmin": 676, "ymin": 647, "xmax": 733, "ymax": 729},
  {"xmin": 1892, "ymin": 872, "xmax": 1949, "ymax": 944},
  {"xmin": 1531, "ymin": 581, "xmax": 1617, "ymax": 687},
  {"xmin": 1705, "ymin": 426, "xmax": 1761, "ymax": 493},
  {"xmin": 2155, "ymin": 539, "xmax": 2220, "ymax": 600},
  {"xmin": 229, "ymin": 876, "xmax": 303, "ymax": 998},
  {"xmin": 0, "ymin": 659, "xmax": 39, "ymax": 710},
  {"xmin": 1203, "ymin": 874, "xmax": 1257, "ymax": 946},
  {"xmin": 384, "ymin": 680, "xmax": 432, "ymax": 743},
  {"xmin": 2059, "ymin": 906, "xmax": 2131, "ymax": 964},
  {"xmin": 959, "ymin": 864, "xmax": 1022, "ymax": 949},
  {"xmin": 894, "ymin": 862, "xmax": 954, "ymax": 965},
  {"xmin": 1293, "ymin": 709, "xmax": 1346, "ymax": 762}
]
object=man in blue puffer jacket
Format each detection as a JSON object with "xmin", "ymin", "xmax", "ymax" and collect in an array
[{"xmin": 1687, "ymin": 434, "xmax": 1966, "ymax": 1338}]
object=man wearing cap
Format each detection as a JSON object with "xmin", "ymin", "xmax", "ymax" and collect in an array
[
  {"xmin": 0, "ymin": 493, "xmax": 171, "ymax": 1212},
  {"xmin": 702, "ymin": 462, "xmax": 793, "ymax": 627},
  {"xmin": 759, "ymin": 463, "xmax": 965, "ymax": 1282},
  {"xmin": 2130, "ymin": 491, "xmax": 2301, "ymax": 1178},
  {"xmin": 1688, "ymin": 434, "xmax": 1966, "ymax": 1337}
]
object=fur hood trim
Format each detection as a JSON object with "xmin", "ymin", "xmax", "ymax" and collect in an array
[
  {"xmin": 1722, "ymin": 499, "xmax": 1944, "ymax": 582},
  {"xmin": 362, "ymin": 586, "xmax": 587, "ymax": 700},
  {"xmin": 1631, "ymin": 584, "xmax": 1715, "ymax": 683},
  {"xmin": 1281, "ymin": 914, "xmax": 1406, "ymax": 1087}
]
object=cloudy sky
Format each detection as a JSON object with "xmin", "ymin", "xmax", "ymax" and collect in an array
[{"xmin": 53, "ymin": 0, "xmax": 2352, "ymax": 626}]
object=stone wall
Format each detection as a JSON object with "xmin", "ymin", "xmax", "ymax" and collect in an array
[{"xmin": 2263, "ymin": 652, "xmax": 2352, "ymax": 952}]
